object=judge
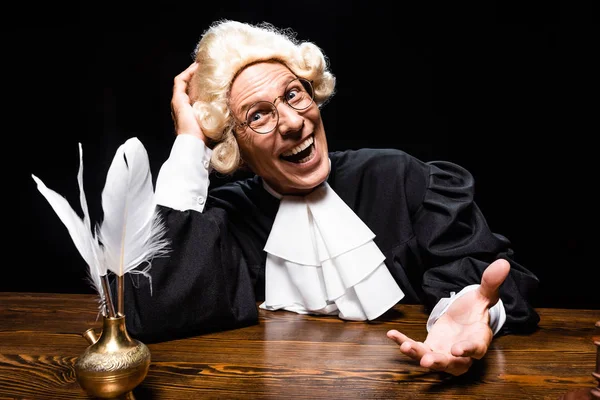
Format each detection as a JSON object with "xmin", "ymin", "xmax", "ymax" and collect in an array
[{"xmin": 123, "ymin": 19, "xmax": 540, "ymax": 376}]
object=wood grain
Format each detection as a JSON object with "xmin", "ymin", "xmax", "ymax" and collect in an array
[{"xmin": 0, "ymin": 293, "xmax": 598, "ymax": 399}]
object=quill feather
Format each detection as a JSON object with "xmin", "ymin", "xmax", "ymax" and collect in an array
[
  {"xmin": 31, "ymin": 143, "xmax": 106, "ymax": 313},
  {"xmin": 97, "ymin": 137, "xmax": 170, "ymax": 314}
]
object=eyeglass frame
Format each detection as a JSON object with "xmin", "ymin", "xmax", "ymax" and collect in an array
[{"xmin": 233, "ymin": 77, "xmax": 315, "ymax": 134}]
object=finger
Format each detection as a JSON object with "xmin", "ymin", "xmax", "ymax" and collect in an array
[
  {"xmin": 478, "ymin": 258, "xmax": 510, "ymax": 306},
  {"xmin": 386, "ymin": 329, "xmax": 411, "ymax": 344},
  {"xmin": 422, "ymin": 352, "xmax": 474, "ymax": 376},
  {"xmin": 386, "ymin": 330, "xmax": 414, "ymax": 351},
  {"xmin": 174, "ymin": 62, "xmax": 199, "ymax": 89},
  {"xmin": 387, "ymin": 330, "xmax": 427, "ymax": 361},
  {"xmin": 451, "ymin": 340, "xmax": 488, "ymax": 360},
  {"xmin": 172, "ymin": 62, "xmax": 198, "ymax": 106},
  {"xmin": 445, "ymin": 356, "xmax": 474, "ymax": 376},
  {"xmin": 400, "ymin": 340, "xmax": 432, "ymax": 361},
  {"xmin": 420, "ymin": 352, "xmax": 450, "ymax": 371}
]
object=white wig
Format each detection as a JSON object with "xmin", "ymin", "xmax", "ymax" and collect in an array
[{"xmin": 189, "ymin": 19, "xmax": 336, "ymax": 174}]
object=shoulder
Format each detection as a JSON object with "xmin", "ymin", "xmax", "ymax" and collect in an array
[
  {"xmin": 328, "ymin": 148, "xmax": 432, "ymax": 215},
  {"xmin": 328, "ymin": 148, "xmax": 478, "ymax": 214},
  {"xmin": 329, "ymin": 148, "xmax": 431, "ymax": 183},
  {"xmin": 330, "ymin": 147, "xmax": 425, "ymax": 171},
  {"xmin": 425, "ymin": 159, "xmax": 477, "ymax": 201}
]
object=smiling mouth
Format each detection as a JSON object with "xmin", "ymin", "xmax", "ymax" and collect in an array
[{"xmin": 280, "ymin": 136, "xmax": 315, "ymax": 164}]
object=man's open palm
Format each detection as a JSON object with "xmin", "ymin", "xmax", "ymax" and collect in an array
[{"xmin": 387, "ymin": 259, "xmax": 510, "ymax": 376}]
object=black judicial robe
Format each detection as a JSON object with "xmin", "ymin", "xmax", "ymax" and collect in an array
[{"xmin": 122, "ymin": 148, "xmax": 540, "ymax": 343}]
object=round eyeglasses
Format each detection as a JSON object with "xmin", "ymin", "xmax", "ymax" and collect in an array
[{"xmin": 237, "ymin": 78, "xmax": 314, "ymax": 134}]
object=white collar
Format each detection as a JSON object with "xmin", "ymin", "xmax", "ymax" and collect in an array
[{"xmin": 260, "ymin": 179, "xmax": 404, "ymax": 320}]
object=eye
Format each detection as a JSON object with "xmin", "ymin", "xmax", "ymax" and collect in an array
[
  {"xmin": 250, "ymin": 111, "xmax": 265, "ymax": 122},
  {"xmin": 248, "ymin": 102, "xmax": 274, "ymax": 123},
  {"xmin": 286, "ymin": 87, "xmax": 300, "ymax": 102},
  {"xmin": 285, "ymin": 89, "xmax": 298, "ymax": 100}
]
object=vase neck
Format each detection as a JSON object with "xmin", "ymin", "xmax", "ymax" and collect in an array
[{"xmin": 99, "ymin": 315, "xmax": 134, "ymax": 348}]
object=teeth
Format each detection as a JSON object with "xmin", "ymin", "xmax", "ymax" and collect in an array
[{"xmin": 282, "ymin": 136, "xmax": 314, "ymax": 157}]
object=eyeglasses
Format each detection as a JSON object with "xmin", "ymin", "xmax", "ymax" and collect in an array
[{"xmin": 236, "ymin": 78, "xmax": 314, "ymax": 134}]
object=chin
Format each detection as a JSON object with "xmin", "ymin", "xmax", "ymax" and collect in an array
[{"xmin": 287, "ymin": 161, "xmax": 330, "ymax": 194}]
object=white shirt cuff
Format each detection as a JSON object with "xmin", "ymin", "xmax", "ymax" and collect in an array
[
  {"xmin": 154, "ymin": 134, "xmax": 212, "ymax": 212},
  {"xmin": 426, "ymin": 284, "xmax": 507, "ymax": 336}
]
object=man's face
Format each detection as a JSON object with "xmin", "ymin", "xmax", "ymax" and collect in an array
[{"xmin": 229, "ymin": 61, "xmax": 330, "ymax": 195}]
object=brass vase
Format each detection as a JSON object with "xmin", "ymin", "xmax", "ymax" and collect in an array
[{"xmin": 74, "ymin": 315, "xmax": 151, "ymax": 399}]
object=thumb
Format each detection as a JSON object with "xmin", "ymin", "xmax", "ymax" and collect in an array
[{"xmin": 478, "ymin": 259, "xmax": 511, "ymax": 307}]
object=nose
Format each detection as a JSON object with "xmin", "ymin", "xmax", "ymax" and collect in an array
[{"xmin": 276, "ymin": 102, "xmax": 304, "ymax": 137}]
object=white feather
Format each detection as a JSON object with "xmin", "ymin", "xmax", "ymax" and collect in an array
[
  {"xmin": 98, "ymin": 137, "xmax": 170, "ymax": 278},
  {"xmin": 76, "ymin": 143, "xmax": 106, "ymax": 306},
  {"xmin": 31, "ymin": 143, "xmax": 105, "ymax": 311}
]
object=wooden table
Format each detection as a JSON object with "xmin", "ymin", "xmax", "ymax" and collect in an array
[{"xmin": 0, "ymin": 293, "xmax": 598, "ymax": 399}]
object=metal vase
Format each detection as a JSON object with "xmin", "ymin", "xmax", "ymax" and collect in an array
[{"xmin": 74, "ymin": 315, "xmax": 151, "ymax": 399}]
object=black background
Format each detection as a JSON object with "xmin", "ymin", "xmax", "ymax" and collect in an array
[{"xmin": 5, "ymin": 2, "xmax": 597, "ymax": 309}]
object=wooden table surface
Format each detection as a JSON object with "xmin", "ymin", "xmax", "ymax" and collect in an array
[{"xmin": 0, "ymin": 292, "xmax": 598, "ymax": 400}]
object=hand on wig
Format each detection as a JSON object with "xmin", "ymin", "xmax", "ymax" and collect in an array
[
  {"xmin": 171, "ymin": 62, "xmax": 205, "ymax": 141},
  {"xmin": 387, "ymin": 259, "xmax": 510, "ymax": 376}
]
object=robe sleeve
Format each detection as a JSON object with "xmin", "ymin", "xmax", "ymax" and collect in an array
[
  {"xmin": 413, "ymin": 160, "xmax": 540, "ymax": 334},
  {"xmin": 120, "ymin": 135, "xmax": 259, "ymax": 343}
]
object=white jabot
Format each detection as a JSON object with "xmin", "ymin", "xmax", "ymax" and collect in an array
[{"xmin": 260, "ymin": 181, "xmax": 405, "ymax": 321}]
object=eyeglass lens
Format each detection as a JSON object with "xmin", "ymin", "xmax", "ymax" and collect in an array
[{"xmin": 246, "ymin": 78, "xmax": 314, "ymax": 134}]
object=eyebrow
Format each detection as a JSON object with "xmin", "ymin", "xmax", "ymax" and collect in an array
[{"xmin": 238, "ymin": 76, "xmax": 297, "ymax": 116}]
